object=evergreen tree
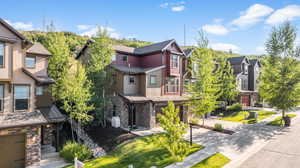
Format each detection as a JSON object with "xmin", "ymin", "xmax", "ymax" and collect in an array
[
  {"xmin": 260, "ymin": 22, "xmax": 300, "ymax": 125},
  {"xmin": 215, "ymin": 55, "xmax": 238, "ymax": 105},
  {"xmin": 157, "ymin": 101, "xmax": 188, "ymax": 161}
]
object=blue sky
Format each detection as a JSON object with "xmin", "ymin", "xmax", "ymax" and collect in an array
[{"xmin": 2, "ymin": 0, "xmax": 300, "ymax": 55}]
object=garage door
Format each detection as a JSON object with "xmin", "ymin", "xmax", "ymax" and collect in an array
[
  {"xmin": 241, "ymin": 95, "xmax": 250, "ymax": 106},
  {"xmin": 0, "ymin": 134, "xmax": 26, "ymax": 168}
]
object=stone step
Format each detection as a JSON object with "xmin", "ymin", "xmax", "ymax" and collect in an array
[
  {"xmin": 40, "ymin": 156, "xmax": 64, "ymax": 164},
  {"xmin": 42, "ymin": 145, "xmax": 56, "ymax": 153}
]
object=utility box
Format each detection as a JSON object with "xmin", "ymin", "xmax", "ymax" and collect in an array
[{"xmin": 112, "ymin": 116, "xmax": 120, "ymax": 128}]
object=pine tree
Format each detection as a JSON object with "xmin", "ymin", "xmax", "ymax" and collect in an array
[{"xmin": 260, "ymin": 22, "xmax": 300, "ymax": 125}]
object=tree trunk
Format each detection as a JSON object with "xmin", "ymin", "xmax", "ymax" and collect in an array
[
  {"xmin": 281, "ymin": 110, "xmax": 285, "ymax": 126},
  {"xmin": 202, "ymin": 115, "xmax": 205, "ymax": 125}
]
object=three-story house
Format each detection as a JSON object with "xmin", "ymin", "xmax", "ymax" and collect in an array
[{"xmin": 0, "ymin": 19, "xmax": 65, "ymax": 168}]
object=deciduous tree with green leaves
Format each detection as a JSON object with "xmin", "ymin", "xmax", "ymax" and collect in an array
[
  {"xmin": 187, "ymin": 46, "xmax": 219, "ymax": 125},
  {"xmin": 86, "ymin": 28, "xmax": 115, "ymax": 127},
  {"xmin": 260, "ymin": 22, "xmax": 300, "ymax": 125},
  {"xmin": 157, "ymin": 101, "xmax": 188, "ymax": 161}
]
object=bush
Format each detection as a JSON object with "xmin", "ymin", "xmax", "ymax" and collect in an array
[
  {"xmin": 190, "ymin": 118, "xmax": 200, "ymax": 125},
  {"xmin": 59, "ymin": 141, "xmax": 92, "ymax": 163},
  {"xmin": 227, "ymin": 103, "xmax": 242, "ymax": 112},
  {"xmin": 214, "ymin": 123, "xmax": 223, "ymax": 131}
]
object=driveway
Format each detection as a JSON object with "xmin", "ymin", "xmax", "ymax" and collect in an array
[{"xmin": 239, "ymin": 114, "xmax": 300, "ymax": 168}]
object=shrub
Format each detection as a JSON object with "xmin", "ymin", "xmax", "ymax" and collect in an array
[
  {"xmin": 227, "ymin": 103, "xmax": 242, "ymax": 112},
  {"xmin": 59, "ymin": 141, "xmax": 92, "ymax": 163},
  {"xmin": 214, "ymin": 123, "xmax": 223, "ymax": 131},
  {"xmin": 190, "ymin": 118, "xmax": 200, "ymax": 125}
]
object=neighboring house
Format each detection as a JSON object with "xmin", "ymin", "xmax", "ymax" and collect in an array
[
  {"xmin": 77, "ymin": 39, "xmax": 189, "ymax": 129},
  {"xmin": 227, "ymin": 56, "xmax": 260, "ymax": 106},
  {"xmin": 0, "ymin": 19, "xmax": 65, "ymax": 168}
]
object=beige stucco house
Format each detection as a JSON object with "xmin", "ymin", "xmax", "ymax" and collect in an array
[{"xmin": 0, "ymin": 18, "xmax": 65, "ymax": 168}]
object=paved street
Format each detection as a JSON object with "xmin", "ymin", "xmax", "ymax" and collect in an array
[{"xmin": 239, "ymin": 113, "xmax": 300, "ymax": 168}]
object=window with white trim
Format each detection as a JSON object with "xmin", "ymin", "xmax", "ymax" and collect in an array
[
  {"xmin": 150, "ymin": 75, "xmax": 157, "ymax": 85},
  {"xmin": 165, "ymin": 77, "xmax": 179, "ymax": 93},
  {"xmin": 171, "ymin": 55, "xmax": 178, "ymax": 68},
  {"xmin": 36, "ymin": 86, "xmax": 43, "ymax": 96},
  {"xmin": 14, "ymin": 85, "xmax": 30, "ymax": 111},
  {"xmin": 25, "ymin": 56, "xmax": 36, "ymax": 68},
  {"xmin": 0, "ymin": 84, "xmax": 3, "ymax": 112},
  {"xmin": 129, "ymin": 76, "xmax": 135, "ymax": 85},
  {"xmin": 0, "ymin": 42, "xmax": 4, "ymax": 68}
]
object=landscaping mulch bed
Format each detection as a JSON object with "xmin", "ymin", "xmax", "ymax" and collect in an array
[
  {"xmin": 86, "ymin": 125, "xmax": 139, "ymax": 152},
  {"xmin": 191, "ymin": 123, "xmax": 235, "ymax": 135}
]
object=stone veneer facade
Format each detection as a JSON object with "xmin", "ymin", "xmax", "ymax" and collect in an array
[
  {"xmin": 42, "ymin": 125, "xmax": 55, "ymax": 146},
  {"xmin": 0, "ymin": 126, "xmax": 41, "ymax": 167}
]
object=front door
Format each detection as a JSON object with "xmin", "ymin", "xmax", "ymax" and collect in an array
[
  {"xmin": 241, "ymin": 95, "xmax": 250, "ymax": 106},
  {"xmin": 128, "ymin": 104, "xmax": 136, "ymax": 128}
]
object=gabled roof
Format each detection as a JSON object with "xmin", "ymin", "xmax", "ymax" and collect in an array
[
  {"xmin": 39, "ymin": 105, "xmax": 66, "ymax": 123},
  {"xmin": 27, "ymin": 42, "xmax": 52, "ymax": 56},
  {"xmin": 227, "ymin": 56, "xmax": 249, "ymax": 65},
  {"xmin": 183, "ymin": 48, "xmax": 194, "ymax": 57},
  {"xmin": 76, "ymin": 39, "xmax": 185, "ymax": 59},
  {"xmin": 22, "ymin": 68, "xmax": 55, "ymax": 85},
  {"xmin": 0, "ymin": 18, "xmax": 27, "ymax": 40},
  {"xmin": 110, "ymin": 64, "xmax": 165, "ymax": 74},
  {"xmin": 249, "ymin": 59, "xmax": 261, "ymax": 67}
]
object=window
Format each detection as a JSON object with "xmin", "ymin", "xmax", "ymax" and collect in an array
[
  {"xmin": 113, "ymin": 105, "xmax": 116, "ymax": 117},
  {"xmin": 171, "ymin": 55, "xmax": 178, "ymax": 68},
  {"xmin": 36, "ymin": 86, "xmax": 43, "ymax": 96},
  {"xmin": 129, "ymin": 76, "xmax": 135, "ymax": 85},
  {"xmin": 122, "ymin": 55, "xmax": 128, "ymax": 62},
  {"xmin": 0, "ymin": 42, "xmax": 4, "ymax": 68},
  {"xmin": 242, "ymin": 63, "xmax": 248, "ymax": 74},
  {"xmin": 111, "ymin": 54, "xmax": 116, "ymax": 61},
  {"xmin": 25, "ymin": 56, "xmax": 36, "ymax": 68},
  {"xmin": 165, "ymin": 77, "xmax": 179, "ymax": 93},
  {"xmin": 150, "ymin": 75, "xmax": 157, "ymax": 85},
  {"xmin": 0, "ymin": 84, "xmax": 3, "ymax": 112},
  {"xmin": 14, "ymin": 85, "xmax": 30, "ymax": 111}
]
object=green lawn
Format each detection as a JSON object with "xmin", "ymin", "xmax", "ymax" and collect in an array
[
  {"xmin": 267, "ymin": 114, "xmax": 297, "ymax": 126},
  {"xmin": 191, "ymin": 153, "xmax": 230, "ymax": 168},
  {"xmin": 219, "ymin": 110, "xmax": 276, "ymax": 124},
  {"xmin": 64, "ymin": 134, "xmax": 203, "ymax": 168}
]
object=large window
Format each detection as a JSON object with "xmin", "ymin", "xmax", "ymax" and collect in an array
[
  {"xmin": 0, "ymin": 84, "xmax": 3, "ymax": 112},
  {"xmin": 0, "ymin": 42, "xmax": 4, "ymax": 68},
  {"xmin": 14, "ymin": 85, "xmax": 30, "ymax": 111},
  {"xmin": 171, "ymin": 55, "xmax": 178, "ymax": 68},
  {"xmin": 165, "ymin": 77, "xmax": 179, "ymax": 93},
  {"xmin": 25, "ymin": 56, "xmax": 36, "ymax": 68}
]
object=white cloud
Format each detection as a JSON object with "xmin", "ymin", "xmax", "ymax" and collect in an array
[
  {"xmin": 213, "ymin": 18, "xmax": 223, "ymax": 23},
  {"xmin": 5, "ymin": 19, "xmax": 34, "ymax": 30},
  {"xmin": 210, "ymin": 43, "xmax": 240, "ymax": 53},
  {"xmin": 231, "ymin": 4, "xmax": 274, "ymax": 27},
  {"xmin": 160, "ymin": 1, "xmax": 186, "ymax": 12},
  {"xmin": 79, "ymin": 26, "xmax": 120, "ymax": 39},
  {"xmin": 255, "ymin": 46, "xmax": 266, "ymax": 55},
  {"xmin": 266, "ymin": 5, "xmax": 300, "ymax": 25},
  {"xmin": 77, "ymin": 25, "xmax": 92, "ymax": 31},
  {"xmin": 202, "ymin": 24, "xmax": 229, "ymax": 35},
  {"xmin": 171, "ymin": 6, "xmax": 185, "ymax": 12}
]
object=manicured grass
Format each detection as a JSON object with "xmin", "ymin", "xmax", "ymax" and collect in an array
[
  {"xmin": 64, "ymin": 134, "xmax": 203, "ymax": 168},
  {"xmin": 267, "ymin": 114, "xmax": 297, "ymax": 126},
  {"xmin": 191, "ymin": 153, "xmax": 230, "ymax": 168},
  {"xmin": 220, "ymin": 110, "xmax": 276, "ymax": 124}
]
